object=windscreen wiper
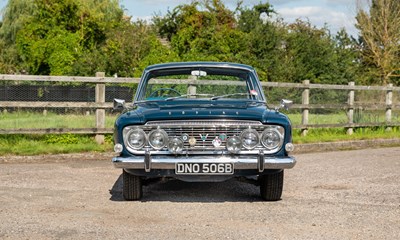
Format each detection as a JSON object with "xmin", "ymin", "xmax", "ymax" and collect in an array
[
  {"xmin": 165, "ymin": 94, "xmax": 215, "ymax": 101},
  {"xmin": 210, "ymin": 93, "xmax": 250, "ymax": 100}
]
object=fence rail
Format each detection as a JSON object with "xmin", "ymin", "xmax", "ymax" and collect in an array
[{"xmin": 1, "ymin": 73, "xmax": 399, "ymax": 141}]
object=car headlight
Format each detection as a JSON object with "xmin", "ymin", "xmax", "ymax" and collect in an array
[
  {"xmin": 125, "ymin": 128, "xmax": 147, "ymax": 150},
  {"xmin": 148, "ymin": 129, "xmax": 168, "ymax": 150},
  {"xmin": 226, "ymin": 136, "xmax": 242, "ymax": 154},
  {"xmin": 240, "ymin": 128, "xmax": 259, "ymax": 149},
  {"xmin": 168, "ymin": 137, "xmax": 184, "ymax": 154},
  {"xmin": 261, "ymin": 126, "xmax": 284, "ymax": 151}
]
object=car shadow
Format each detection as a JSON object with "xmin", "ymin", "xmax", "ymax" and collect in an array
[{"xmin": 109, "ymin": 174, "xmax": 264, "ymax": 203}]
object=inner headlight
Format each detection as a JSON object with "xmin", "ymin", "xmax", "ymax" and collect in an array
[
  {"xmin": 240, "ymin": 128, "xmax": 259, "ymax": 149},
  {"xmin": 261, "ymin": 126, "xmax": 284, "ymax": 151},
  {"xmin": 148, "ymin": 129, "xmax": 168, "ymax": 150},
  {"xmin": 125, "ymin": 128, "xmax": 147, "ymax": 150},
  {"xmin": 226, "ymin": 136, "xmax": 242, "ymax": 154}
]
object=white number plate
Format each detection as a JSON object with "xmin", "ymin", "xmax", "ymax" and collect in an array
[{"xmin": 175, "ymin": 163, "xmax": 234, "ymax": 175}]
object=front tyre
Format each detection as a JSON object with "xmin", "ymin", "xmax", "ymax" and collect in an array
[
  {"xmin": 259, "ymin": 170, "xmax": 284, "ymax": 201},
  {"xmin": 123, "ymin": 169, "xmax": 142, "ymax": 200}
]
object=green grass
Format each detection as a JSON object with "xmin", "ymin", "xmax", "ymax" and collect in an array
[
  {"xmin": 293, "ymin": 127, "xmax": 400, "ymax": 144},
  {"xmin": 0, "ymin": 111, "xmax": 117, "ymax": 129},
  {"xmin": 0, "ymin": 111, "xmax": 399, "ymax": 155},
  {"xmin": 0, "ymin": 111, "xmax": 397, "ymax": 129},
  {"xmin": 0, "ymin": 134, "xmax": 113, "ymax": 156},
  {"xmin": 287, "ymin": 113, "xmax": 348, "ymax": 125}
]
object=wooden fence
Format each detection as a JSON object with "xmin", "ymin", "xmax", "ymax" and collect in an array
[{"xmin": 1, "ymin": 73, "xmax": 399, "ymax": 143}]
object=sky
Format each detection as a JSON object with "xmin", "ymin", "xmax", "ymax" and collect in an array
[
  {"xmin": 120, "ymin": 0, "xmax": 359, "ymax": 36},
  {"xmin": 0, "ymin": 0, "xmax": 359, "ymax": 36}
]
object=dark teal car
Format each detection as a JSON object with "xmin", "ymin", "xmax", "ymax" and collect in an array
[{"xmin": 112, "ymin": 62, "xmax": 296, "ymax": 201}]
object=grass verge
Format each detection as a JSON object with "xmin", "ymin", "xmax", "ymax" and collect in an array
[
  {"xmin": 293, "ymin": 127, "xmax": 400, "ymax": 144},
  {"xmin": 0, "ymin": 134, "xmax": 113, "ymax": 156},
  {"xmin": 0, "ymin": 128, "xmax": 399, "ymax": 156}
]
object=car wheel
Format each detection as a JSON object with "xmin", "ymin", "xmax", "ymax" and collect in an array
[
  {"xmin": 259, "ymin": 170, "xmax": 284, "ymax": 201},
  {"xmin": 123, "ymin": 169, "xmax": 142, "ymax": 200}
]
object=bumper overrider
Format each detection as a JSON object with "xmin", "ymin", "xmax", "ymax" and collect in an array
[{"xmin": 112, "ymin": 153, "xmax": 296, "ymax": 173}]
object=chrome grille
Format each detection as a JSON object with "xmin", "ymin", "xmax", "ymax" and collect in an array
[{"xmin": 140, "ymin": 120, "xmax": 268, "ymax": 152}]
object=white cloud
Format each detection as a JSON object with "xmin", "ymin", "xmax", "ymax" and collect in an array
[{"xmin": 277, "ymin": 6, "xmax": 357, "ymax": 35}]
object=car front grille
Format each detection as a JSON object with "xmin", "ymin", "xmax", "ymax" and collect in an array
[{"xmin": 137, "ymin": 120, "xmax": 270, "ymax": 153}]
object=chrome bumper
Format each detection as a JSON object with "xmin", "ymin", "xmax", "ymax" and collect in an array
[{"xmin": 112, "ymin": 154, "xmax": 296, "ymax": 172}]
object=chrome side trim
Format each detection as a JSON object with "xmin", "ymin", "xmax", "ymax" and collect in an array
[{"xmin": 112, "ymin": 155, "xmax": 296, "ymax": 170}]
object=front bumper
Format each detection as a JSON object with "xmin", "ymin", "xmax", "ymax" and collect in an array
[{"xmin": 112, "ymin": 154, "xmax": 296, "ymax": 172}]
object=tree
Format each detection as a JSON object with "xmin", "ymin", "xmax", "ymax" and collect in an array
[
  {"xmin": 154, "ymin": 0, "xmax": 244, "ymax": 62},
  {"xmin": 16, "ymin": 0, "xmax": 125, "ymax": 75},
  {"xmin": 236, "ymin": 3, "xmax": 285, "ymax": 81},
  {"xmin": 283, "ymin": 20, "xmax": 338, "ymax": 83},
  {"xmin": 356, "ymin": 0, "xmax": 400, "ymax": 85},
  {"xmin": 0, "ymin": 0, "xmax": 34, "ymax": 73},
  {"xmin": 333, "ymin": 28, "xmax": 361, "ymax": 84}
]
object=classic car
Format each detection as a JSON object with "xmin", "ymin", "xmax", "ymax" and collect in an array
[{"xmin": 112, "ymin": 62, "xmax": 296, "ymax": 201}]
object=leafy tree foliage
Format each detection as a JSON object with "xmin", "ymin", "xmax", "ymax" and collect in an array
[
  {"xmin": 0, "ymin": 0, "xmax": 34, "ymax": 73},
  {"xmin": 1, "ymin": 0, "xmax": 162, "ymax": 77},
  {"xmin": 16, "ymin": 0, "xmax": 124, "ymax": 75},
  {"xmin": 356, "ymin": 0, "xmax": 400, "ymax": 85},
  {"xmin": 0, "ymin": 0, "xmax": 390, "ymax": 87},
  {"xmin": 154, "ymin": 0, "xmax": 244, "ymax": 62}
]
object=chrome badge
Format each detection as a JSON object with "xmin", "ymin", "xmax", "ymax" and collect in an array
[
  {"xmin": 181, "ymin": 134, "xmax": 189, "ymax": 142},
  {"xmin": 199, "ymin": 134, "xmax": 208, "ymax": 142},
  {"xmin": 219, "ymin": 133, "xmax": 227, "ymax": 141},
  {"xmin": 212, "ymin": 137, "xmax": 222, "ymax": 147},
  {"xmin": 189, "ymin": 137, "xmax": 197, "ymax": 147}
]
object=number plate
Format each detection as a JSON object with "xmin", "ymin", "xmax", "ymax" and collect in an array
[{"xmin": 175, "ymin": 163, "xmax": 234, "ymax": 175}]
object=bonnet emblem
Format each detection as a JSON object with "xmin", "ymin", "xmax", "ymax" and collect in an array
[{"xmin": 199, "ymin": 134, "xmax": 208, "ymax": 142}]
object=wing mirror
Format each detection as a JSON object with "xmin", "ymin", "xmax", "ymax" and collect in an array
[
  {"xmin": 275, "ymin": 99, "xmax": 293, "ymax": 112},
  {"xmin": 113, "ymin": 98, "xmax": 126, "ymax": 111}
]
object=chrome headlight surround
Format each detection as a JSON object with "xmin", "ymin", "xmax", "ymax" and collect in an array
[
  {"xmin": 261, "ymin": 126, "xmax": 284, "ymax": 152},
  {"xmin": 240, "ymin": 128, "xmax": 260, "ymax": 150},
  {"xmin": 123, "ymin": 127, "xmax": 147, "ymax": 150},
  {"xmin": 148, "ymin": 129, "xmax": 169, "ymax": 150}
]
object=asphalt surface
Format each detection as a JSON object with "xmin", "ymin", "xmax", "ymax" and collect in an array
[{"xmin": 0, "ymin": 147, "xmax": 399, "ymax": 239}]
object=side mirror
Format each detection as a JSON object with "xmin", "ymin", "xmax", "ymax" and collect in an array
[
  {"xmin": 113, "ymin": 99, "xmax": 126, "ymax": 111},
  {"xmin": 276, "ymin": 99, "xmax": 293, "ymax": 111}
]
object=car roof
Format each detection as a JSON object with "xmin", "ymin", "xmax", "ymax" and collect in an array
[{"xmin": 144, "ymin": 62, "xmax": 255, "ymax": 72}]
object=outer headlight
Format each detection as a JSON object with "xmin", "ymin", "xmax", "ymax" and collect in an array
[
  {"xmin": 125, "ymin": 128, "xmax": 147, "ymax": 150},
  {"xmin": 148, "ymin": 129, "xmax": 168, "ymax": 150},
  {"xmin": 261, "ymin": 126, "xmax": 284, "ymax": 151},
  {"xmin": 240, "ymin": 128, "xmax": 259, "ymax": 149},
  {"xmin": 226, "ymin": 136, "xmax": 242, "ymax": 154}
]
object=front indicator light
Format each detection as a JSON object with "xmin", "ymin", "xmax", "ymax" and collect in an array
[
  {"xmin": 285, "ymin": 143, "xmax": 295, "ymax": 152},
  {"xmin": 114, "ymin": 143, "xmax": 123, "ymax": 153}
]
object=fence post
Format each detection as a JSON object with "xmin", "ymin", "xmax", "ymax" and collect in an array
[
  {"xmin": 188, "ymin": 75, "xmax": 197, "ymax": 96},
  {"xmin": 386, "ymin": 83, "xmax": 393, "ymax": 131},
  {"xmin": 347, "ymin": 82, "xmax": 355, "ymax": 135},
  {"xmin": 188, "ymin": 85, "xmax": 196, "ymax": 96},
  {"xmin": 95, "ymin": 72, "xmax": 106, "ymax": 144},
  {"xmin": 301, "ymin": 80, "xmax": 309, "ymax": 136}
]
